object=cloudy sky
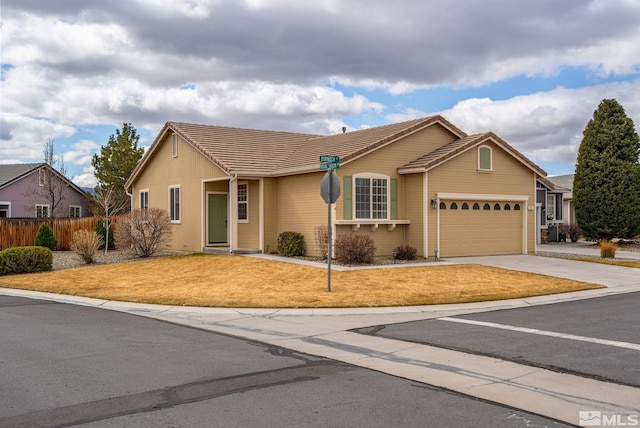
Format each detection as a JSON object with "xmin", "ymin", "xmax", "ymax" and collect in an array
[{"xmin": 2, "ymin": 0, "xmax": 639, "ymax": 187}]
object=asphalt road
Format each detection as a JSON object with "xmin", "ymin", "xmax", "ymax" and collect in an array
[
  {"xmin": 0, "ymin": 295, "xmax": 569, "ymax": 427},
  {"xmin": 358, "ymin": 292, "xmax": 640, "ymax": 387}
]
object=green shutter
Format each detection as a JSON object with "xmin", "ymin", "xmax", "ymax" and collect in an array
[
  {"xmin": 343, "ymin": 176, "xmax": 352, "ymax": 220},
  {"xmin": 390, "ymin": 178, "xmax": 398, "ymax": 220}
]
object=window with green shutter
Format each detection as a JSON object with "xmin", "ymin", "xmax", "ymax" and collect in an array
[{"xmin": 343, "ymin": 176, "xmax": 352, "ymax": 220}]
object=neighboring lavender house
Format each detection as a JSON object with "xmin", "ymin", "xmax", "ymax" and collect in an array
[{"xmin": 0, "ymin": 163, "xmax": 90, "ymax": 218}]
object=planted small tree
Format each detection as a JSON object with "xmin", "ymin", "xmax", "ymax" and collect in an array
[
  {"xmin": 573, "ymin": 99, "xmax": 640, "ymax": 241},
  {"xmin": 34, "ymin": 223, "xmax": 57, "ymax": 250}
]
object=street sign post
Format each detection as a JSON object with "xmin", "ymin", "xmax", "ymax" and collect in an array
[{"xmin": 320, "ymin": 169, "xmax": 341, "ymax": 292}]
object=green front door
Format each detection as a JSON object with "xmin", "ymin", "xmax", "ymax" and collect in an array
[{"xmin": 208, "ymin": 194, "xmax": 228, "ymax": 244}]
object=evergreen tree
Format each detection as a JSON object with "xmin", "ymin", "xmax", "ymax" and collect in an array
[
  {"xmin": 573, "ymin": 99, "xmax": 640, "ymax": 240},
  {"xmin": 91, "ymin": 123, "xmax": 144, "ymax": 212}
]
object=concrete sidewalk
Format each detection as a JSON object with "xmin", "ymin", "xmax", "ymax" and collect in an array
[
  {"xmin": 1, "ymin": 252, "xmax": 639, "ymax": 426},
  {"xmin": 538, "ymin": 242, "xmax": 640, "ymax": 260}
]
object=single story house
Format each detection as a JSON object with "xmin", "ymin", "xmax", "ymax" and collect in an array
[
  {"xmin": 0, "ymin": 163, "xmax": 90, "ymax": 218},
  {"xmin": 125, "ymin": 115, "xmax": 556, "ymax": 258},
  {"xmin": 547, "ymin": 173, "xmax": 575, "ymax": 224},
  {"xmin": 536, "ymin": 176, "xmax": 571, "ymax": 243}
]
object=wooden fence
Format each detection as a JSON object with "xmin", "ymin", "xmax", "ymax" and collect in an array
[{"xmin": 0, "ymin": 217, "xmax": 105, "ymax": 251}]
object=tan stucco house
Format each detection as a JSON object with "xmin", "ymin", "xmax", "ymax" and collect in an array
[{"xmin": 125, "ymin": 115, "xmax": 551, "ymax": 258}]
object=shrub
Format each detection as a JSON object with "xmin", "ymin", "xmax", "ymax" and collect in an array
[
  {"xmin": 334, "ymin": 234, "xmax": 376, "ymax": 265},
  {"xmin": 71, "ymin": 230, "xmax": 104, "ymax": 264},
  {"xmin": 599, "ymin": 240, "xmax": 617, "ymax": 258},
  {"xmin": 568, "ymin": 224, "xmax": 583, "ymax": 243},
  {"xmin": 277, "ymin": 231, "xmax": 306, "ymax": 257},
  {"xmin": 115, "ymin": 208, "xmax": 172, "ymax": 258},
  {"xmin": 34, "ymin": 223, "xmax": 57, "ymax": 250},
  {"xmin": 393, "ymin": 244, "xmax": 417, "ymax": 261},
  {"xmin": 95, "ymin": 219, "xmax": 115, "ymax": 250},
  {"xmin": 0, "ymin": 246, "xmax": 53, "ymax": 275}
]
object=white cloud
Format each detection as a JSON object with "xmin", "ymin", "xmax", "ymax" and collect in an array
[
  {"xmin": 441, "ymin": 80, "xmax": 640, "ymax": 165},
  {"xmin": 2, "ymin": 0, "xmax": 640, "ymax": 181}
]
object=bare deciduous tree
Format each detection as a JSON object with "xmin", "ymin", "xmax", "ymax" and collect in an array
[
  {"xmin": 91, "ymin": 184, "xmax": 128, "ymax": 255},
  {"xmin": 115, "ymin": 208, "xmax": 172, "ymax": 258},
  {"xmin": 24, "ymin": 139, "xmax": 70, "ymax": 218}
]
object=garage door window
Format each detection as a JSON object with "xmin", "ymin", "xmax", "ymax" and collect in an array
[
  {"xmin": 483, "ymin": 203, "xmax": 490, "ymax": 210},
  {"xmin": 462, "ymin": 203, "xmax": 469, "ymax": 210},
  {"xmin": 473, "ymin": 203, "xmax": 480, "ymax": 210},
  {"xmin": 494, "ymin": 203, "xmax": 501, "ymax": 210},
  {"xmin": 504, "ymin": 204, "xmax": 511, "ymax": 210},
  {"xmin": 514, "ymin": 203, "xmax": 521, "ymax": 210}
]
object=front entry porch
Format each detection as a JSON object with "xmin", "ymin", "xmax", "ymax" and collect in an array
[{"xmin": 204, "ymin": 178, "xmax": 264, "ymax": 255}]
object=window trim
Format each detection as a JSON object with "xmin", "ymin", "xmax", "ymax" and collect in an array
[
  {"xmin": 478, "ymin": 145, "xmax": 493, "ymax": 172},
  {"xmin": 0, "ymin": 201, "xmax": 11, "ymax": 218},
  {"xmin": 169, "ymin": 185, "xmax": 181, "ymax": 223},
  {"xmin": 353, "ymin": 173, "xmax": 390, "ymax": 220},
  {"xmin": 237, "ymin": 182, "xmax": 248, "ymax": 223},
  {"xmin": 140, "ymin": 189, "xmax": 149, "ymax": 209},
  {"xmin": 69, "ymin": 205, "xmax": 82, "ymax": 217},
  {"xmin": 36, "ymin": 204, "xmax": 50, "ymax": 218}
]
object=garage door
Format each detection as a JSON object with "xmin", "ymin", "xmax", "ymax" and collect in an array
[{"xmin": 440, "ymin": 200, "xmax": 523, "ymax": 257}]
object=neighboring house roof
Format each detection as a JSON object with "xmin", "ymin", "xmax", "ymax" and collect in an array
[
  {"xmin": 127, "ymin": 115, "xmax": 470, "ymax": 187},
  {"xmin": 397, "ymin": 131, "xmax": 547, "ymax": 176},
  {"xmin": 0, "ymin": 163, "xmax": 44, "ymax": 189},
  {"xmin": 547, "ymin": 174, "xmax": 574, "ymax": 196},
  {"xmin": 0, "ymin": 162, "xmax": 87, "ymax": 195}
]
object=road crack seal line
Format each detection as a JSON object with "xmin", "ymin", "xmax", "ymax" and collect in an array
[{"xmin": 0, "ymin": 363, "xmax": 355, "ymax": 428}]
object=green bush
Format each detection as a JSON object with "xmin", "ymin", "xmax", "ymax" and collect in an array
[
  {"xmin": 334, "ymin": 234, "xmax": 376, "ymax": 265},
  {"xmin": 95, "ymin": 219, "xmax": 115, "ymax": 250},
  {"xmin": 34, "ymin": 223, "xmax": 57, "ymax": 250},
  {"xmin": 277, "ymin": 231, "xmax": 306, "ymax": 257},
  {"xmin": 393, "ymin": 244, "xmax": 417, "ymax": 260},
  {"xmin": 0, "ymin": 246, "xmax": 53, "ymax": 275}
]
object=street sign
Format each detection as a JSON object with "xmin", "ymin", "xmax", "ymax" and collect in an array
[
  {"xmin": 320, "ymin": 170, "xmax": 341, "ymax": 204},
  {"xmin": 320, "ymin": 162, "xmax": 340, "ymax": 170},
  {"xmin": 319, "ymin": 155, "xmax": 339, "ymax": 163}
]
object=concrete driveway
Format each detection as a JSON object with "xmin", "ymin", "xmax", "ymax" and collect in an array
[{"xmin": 447, "ymin": 253, "xmax": 640, "ymax": 288}]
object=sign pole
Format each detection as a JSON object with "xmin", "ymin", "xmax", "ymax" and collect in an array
[
  {"xmin": 319, "ymin": 157, "xmax": 340, "ymax": 293},
  {"xmin": 327, "ymin": 169, "xmax": 332, "ymax": 292}
]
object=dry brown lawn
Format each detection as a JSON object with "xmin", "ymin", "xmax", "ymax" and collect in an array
[
  {"xmin": 574, "ymin": 258, "xmax": 640, "ymax": 268},
  {"xmin": 0, "ymin": 254, "xmax": 602, "ymax": 308}
]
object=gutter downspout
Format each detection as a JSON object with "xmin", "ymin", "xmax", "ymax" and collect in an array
[{"xmin": 229, "ymin": 173, "xmax": 237, "ymax": 254}]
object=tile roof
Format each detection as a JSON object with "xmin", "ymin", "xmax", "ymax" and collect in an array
[
  {"xmin": 127, "ymin": 115, "xmax": 545, "ymax": 187},
  {"xmin": 169, "ymin": 122, "xmax": 318, "ymax": 173},
  {"xmin": 398, "ymin": 131, "xmax": 547, "ymax": 176},
  {"xmin": 0, "ymin": 163, "xmax": 43, "ymax": 188},
  {"xmin": 167, "ymin": 115, "xmax": 466, "ymax": 174}
]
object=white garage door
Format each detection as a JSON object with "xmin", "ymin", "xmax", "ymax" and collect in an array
[{"xmin": 440, "ymin": 200, "xmax": 523, "ymax": 257}]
